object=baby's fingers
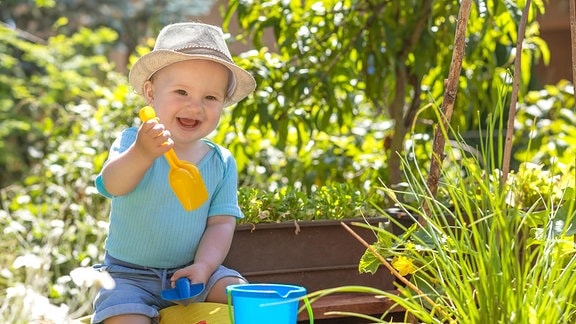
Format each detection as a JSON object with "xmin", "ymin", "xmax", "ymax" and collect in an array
[
  {"xmin": 136, "ymin": 122, "xmax": 172, "ymax": 158},
  {"xmin": 139, "ymin": 121, "xmax": 168, "ymax": 142}
]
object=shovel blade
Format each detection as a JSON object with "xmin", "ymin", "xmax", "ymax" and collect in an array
[
  {"xmin": 168, "ymin": 168, "xmax": 208, "ymax": 211},
  {"xmin": 165, "ymin": 149, "xmax": 208, "ymax": 211}
]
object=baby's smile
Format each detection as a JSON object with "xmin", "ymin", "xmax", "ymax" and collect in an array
[{"xmin": 177, "ymin": 117, "xmax": 201, "ymax": 129}]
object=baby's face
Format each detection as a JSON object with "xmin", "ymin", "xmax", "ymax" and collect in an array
[{"xmin": 143, "ymin": 59, "xmax": 230, "ymax": 146}]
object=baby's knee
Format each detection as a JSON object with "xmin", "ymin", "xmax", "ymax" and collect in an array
[{"xmin": 207, "ymin": 276, "xmax": 247, "ymax": 303}]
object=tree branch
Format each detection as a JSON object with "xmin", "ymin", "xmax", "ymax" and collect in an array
[
  {"xmin": 501, "ymin": 0, "xmax": 532, "ymax": 185},
  {"xmin": 421, "ymin": 0, "xmax": 472, "ymax": 225}
]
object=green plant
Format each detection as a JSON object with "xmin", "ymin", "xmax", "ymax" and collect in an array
[
  {"xmin": 2, "ymin": 0, "xmax": 218, "ymax": 62},
  {"xmin": 514, "ymin": 80, "xmax": 576, "ymax": 171},
  {"xmin": 306, "ymin": 139, "xmax": 575, "ymax": 323},
  {"xmin": 237, "ymin": 182, "xmax": 381, "ymax": 224},
  {"xmin": 304, "ymin": 8, "xmax": 576, "ymax": 311},
  {"xmin": 223, "ymin": 0, "xmax": 548, "ymax": 187},
  {"xmin": 303, "ymin": 88, "xmax": 576, "ymax": 321},
  {"xmin": 0, "ymin": 23, "xmax": 135, "ymax": 323}
]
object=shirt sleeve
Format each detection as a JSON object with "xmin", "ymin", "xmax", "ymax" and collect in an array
[
  {"xmin": 206, "ymin": 144, "xmax": 244, "ymax": 219},
  {"xmin": 94, "ymin": 127, "xmax": 138, "ymax": 198}
]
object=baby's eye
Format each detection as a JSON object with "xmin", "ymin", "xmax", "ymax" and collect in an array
[
  {"xmin": 175, "ymin": 89, "xmax": 188, "ymax": 96},
  {"xmin": 206, "ymin": 95, "xmax": 218, "ymax": 101}
]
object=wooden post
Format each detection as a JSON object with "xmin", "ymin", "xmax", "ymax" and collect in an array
[
  {"xmin": 421, "ymin": 0, "xmax": 472, "ymax": 225},
  {"xmin": 501, "ymin": 0, "xmax": 533, "ymax": 186}
]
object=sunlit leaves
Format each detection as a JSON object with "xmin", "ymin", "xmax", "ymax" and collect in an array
[{"xmin": 223, "ymin": 0, "xmax": 549, "ymax": 188}]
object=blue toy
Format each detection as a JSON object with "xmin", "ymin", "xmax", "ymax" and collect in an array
[{"xmin": 161, "ymin": 277, "xmax": 205, "ymax": 303}]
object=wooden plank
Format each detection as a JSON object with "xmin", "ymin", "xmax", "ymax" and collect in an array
[{"xmin": 298, "ymin": 291, "xmax": 404, "ymax": 321}]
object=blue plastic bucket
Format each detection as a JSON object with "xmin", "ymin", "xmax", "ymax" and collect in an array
[{"xmin": 227, "ymin": 283, "xmax": 312, "ymax": 324}]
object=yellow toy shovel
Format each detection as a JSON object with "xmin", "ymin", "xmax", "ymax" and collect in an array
[{"xmin": 139, "ymin": 106, "xmax": 208, "ymax": 211}]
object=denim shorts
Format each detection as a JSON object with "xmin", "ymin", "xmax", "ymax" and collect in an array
[{"xmin": 91, "ymin": 253, "xmax": 245, "ymax": 324}]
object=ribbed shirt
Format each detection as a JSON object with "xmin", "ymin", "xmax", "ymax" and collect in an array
[{"xmin": 95, "ymin": 127, "xmax": 243, "ymax": 268}]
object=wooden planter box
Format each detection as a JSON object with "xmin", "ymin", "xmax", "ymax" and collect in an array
[{"xmin": 223, "ymin": 217, "xmax": 395, "ymax": 293}]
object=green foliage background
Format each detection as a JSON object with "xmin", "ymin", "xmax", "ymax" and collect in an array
[
  {"xmin": 0, "ymin": 0, "xmax": 574, "ymax": 321},
  {"xmin": 222, "ymin": 0, "xmax": 550, "ymax": 187}
]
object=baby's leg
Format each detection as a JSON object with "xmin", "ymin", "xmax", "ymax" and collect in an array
[
  {"xmin": 206, "ymin": 275, "xmax": 248, "ymax": 304},
  {"xmin": 92, "ymin": 256, "xmax": 170, "ymax": 323}
]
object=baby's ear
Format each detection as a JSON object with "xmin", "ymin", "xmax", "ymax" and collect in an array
[{"xmin": 143, "ymin": 80, "xmax": 154, "ymax": 103}]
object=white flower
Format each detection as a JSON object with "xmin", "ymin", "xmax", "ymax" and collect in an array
[
  {"xmin": 13, "ymin": 254, "xmax": 43, "ymax": 269},
  {"xmin": 69, "ymin": 267, "xmax": 115, "ymax": 290},
  {"xmin": 6, "ymin": 283, "xmax": 69, "ymax": 323}
]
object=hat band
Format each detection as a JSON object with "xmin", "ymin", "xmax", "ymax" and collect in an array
[{"xmin": 177, "ymin": 46, "xmax": 234, "ymax": 64}]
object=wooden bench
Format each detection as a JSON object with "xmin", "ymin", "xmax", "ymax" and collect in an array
[{"xmin": 297, "ymin": 290, "xmax": 405, "ymax": 322}]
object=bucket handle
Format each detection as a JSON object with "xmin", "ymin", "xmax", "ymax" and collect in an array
[
  {"xmin": 227, "ymin": 291, "xmax": 233, "ymax": 323},
  {"xmin": 226, "ymin": 289, "xmax": 314, "ymax": 324},
  {"xmin": 302, "ymin": 296, "xmax": 314, "ymax": 324}
]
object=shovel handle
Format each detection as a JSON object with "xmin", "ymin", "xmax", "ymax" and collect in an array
[
  {"xmin": 164, "ymin": 149, "xmax": 180, "ymax": 169},
  {"xmin": 139, "ymin": 106, "xmax": 157, "ymax": 122},
  {"xmin": 139, "ymin": 106, "xmax": 173, "ymax": 160},
  {"xmin": 138, "ymin": 106, "xmax": 179, "ymax": 168},
  {"xmin": 176, "ymin": 277, "xmax": 191, "ymax": 298}
]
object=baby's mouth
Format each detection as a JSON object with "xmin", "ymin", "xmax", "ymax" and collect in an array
[{"xmin": 177, "ymin": 117, "xmax": 200, "ymax": 129}]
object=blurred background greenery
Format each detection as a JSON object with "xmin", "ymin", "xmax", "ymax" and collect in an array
[{"xmin": 0, "ymin": 0, "xmax": 575, "ymax": 322}]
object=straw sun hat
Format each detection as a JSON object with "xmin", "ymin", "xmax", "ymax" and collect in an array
[{"xmin": 129, "ymin": 22, "xmax": 256, "ymax": 107}]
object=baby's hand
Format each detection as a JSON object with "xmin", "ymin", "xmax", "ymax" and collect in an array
[
  {"xmin": 135, "ymin": 118, "xmax": 173, "ymax": 161},
  {"xmin": 170, "ymin": 263, "xmax": 212, "ymax": 288}
]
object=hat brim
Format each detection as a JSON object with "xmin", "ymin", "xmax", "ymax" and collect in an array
[{"xmin": 129, "ymin": 50, "xmax": 256, "ymax": 107}]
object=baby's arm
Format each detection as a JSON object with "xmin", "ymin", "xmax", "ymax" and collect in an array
[
  {"xmin": 171, "ymin": 215, "xmax": 236, "ymax": 285},
  {"xmin": 101, "ymin": 119, "xmax": 173, "ymax": 196}
]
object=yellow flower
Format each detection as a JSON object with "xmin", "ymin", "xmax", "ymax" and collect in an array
[
  {"xmin": 554, "ymin": 236, "xmax": 575, "ymax": 259},
  {"xmin": 392, "ymin": 255, "xmax": 416, "ymax": 276}
]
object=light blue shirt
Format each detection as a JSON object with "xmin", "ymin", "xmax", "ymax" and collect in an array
[{"xmin": 95, "ymin": 127, "xmax": 243, "ymax": 268}]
